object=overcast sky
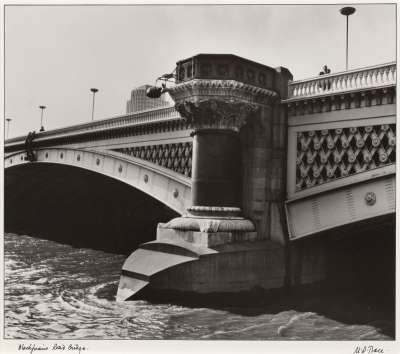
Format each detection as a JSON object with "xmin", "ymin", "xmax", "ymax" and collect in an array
[{"xmin": 5, "ymin": 4, "xmax": 396, "ymax": 138}]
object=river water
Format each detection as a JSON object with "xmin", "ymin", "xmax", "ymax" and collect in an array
[{"xmin": 4, "ymin": 233, "xmax": 394, "ymax": 340}]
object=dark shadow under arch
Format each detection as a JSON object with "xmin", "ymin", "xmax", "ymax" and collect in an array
[{"xmin": 5, "ymin": 163, "xmax": 179, "ymax": 255}]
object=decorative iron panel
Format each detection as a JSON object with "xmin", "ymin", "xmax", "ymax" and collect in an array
[
  {"xmin": 296, "ymin": 124, "xmax": 396, "ymax": 191},
  {"xmin": 113, "ymin": 142, "xmax": 192, "ymax": 177}
]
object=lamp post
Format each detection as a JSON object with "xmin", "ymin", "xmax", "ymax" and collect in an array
[
  {"xmin": 6, "ymin": 118, "xmax": 12, "ymax": 139},
  {"xmin": 39, "ymin": 105, "xmax": 46, "ymax": 132},
  {"xmin": 90, "ymin": 88, "xmax": 99, "ymax": 121},
  {"xmin": 340, "ymin": 6, "xmax": 356, "ymax": 71}
]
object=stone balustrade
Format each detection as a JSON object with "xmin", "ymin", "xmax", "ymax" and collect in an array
[
  {"xmin": 5, "ymin": 105, "xmax": 180, "ymax": 145},
  {"xmin": 288, "ymin": 62, "xmax": 396, "ymax": 100}
]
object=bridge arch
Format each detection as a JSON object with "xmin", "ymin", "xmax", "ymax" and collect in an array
[{"xmin": 5, "ymin": 147, "xmax": 192, "ymax": 215}]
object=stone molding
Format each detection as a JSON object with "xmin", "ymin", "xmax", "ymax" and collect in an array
[
  {"xmin": 187, "ymin": 205, "xmax": 242, "ymax": 218},
  {"xmin": 286, "ymin": 86, "xmax": 396, "ymax": 117},
  {"xmin": 169, "ymin": 79, "xmax": 279, "ymax": 107},
  {"xmin": 158, "ymin": 216, "xmax": 255, "ymax": 233}
]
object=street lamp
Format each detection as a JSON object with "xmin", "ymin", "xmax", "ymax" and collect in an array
[
  {"xmin": 6, "ymin": 118, "xmax": 12, "ymax": 139},
  {"xmin": 90, "ymin": 88, "xmax": 99, "ymax": 121},
  {"xmin": 39, "ymin": 105, "xmax": 46, "ymax": 132},
  {"xmin": 340, "ymin": 6, "xmax": 356, "ymax": 71}
]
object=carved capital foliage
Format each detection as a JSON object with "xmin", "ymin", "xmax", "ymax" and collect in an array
[
  {"xmin": 169, "ymin": 79, "xmax": 278, "ymax": 131},
  {"xmin": 175, "ymin": 99, "xmax": 259, "ymax": 131}
]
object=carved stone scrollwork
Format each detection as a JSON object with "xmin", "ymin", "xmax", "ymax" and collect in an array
[{"xmin": 175, "ymin": 99, "xmax": 259, "ymax": 132}]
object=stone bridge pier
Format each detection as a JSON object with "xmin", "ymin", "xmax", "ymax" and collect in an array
[
  {"xmin": 5, "ymin": 53, "xmax": 394, "ymax": 302},
  {"xmin": 118, "ymin": 55, "xmax": 324, "ymax": 301}
]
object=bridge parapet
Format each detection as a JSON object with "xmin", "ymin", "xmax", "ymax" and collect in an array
[
  {"xmin": 284, "ymin": 62, "xmax": 396, "ymax": 241},
  {"xmin": 287, "ymin": 61, "xmax": 396, "ymax": 101},
  {"xmin": 285, "ymin": 62, "xmax": 396, "ymax": 199},
  {"xmin": 5, "ymin": 106, "xmax": 183, "ymax": 150}
]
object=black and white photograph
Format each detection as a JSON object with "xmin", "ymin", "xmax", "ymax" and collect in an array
[{"xmin": 2, "ymin": 2, "xmax": 397, "ymax": 353}]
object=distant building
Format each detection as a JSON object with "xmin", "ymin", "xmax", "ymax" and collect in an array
[{"xmin": 126, "ymin": 85, "xmax": 172, "ymax": 113}]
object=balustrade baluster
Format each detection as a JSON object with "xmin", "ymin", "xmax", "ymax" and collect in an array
[
  {"xmin": 388, "ymin": 66, "xmax": 393, "ymax": 82},
  {"xmin": 362, "ymin": 71, "xmax": 367, "ymax": 87},
  {"xmin": 294, "ymin": 84, "xmax": 299, "ymax": 97},
  {"xmin": 295, "ymin": 85, "xmax": 300, "ymax": 97},
  {"xmin": 340, "ymin": 75, "xmax": 345, "ymax": 91},
  {"xmin": 320, "ymin": 79, "xmax": 325, "ymax": 93},
  {"xmin": 305, "ymin": 83, "xmax": 310, "ymax": 96},
  {"xmin": 384, "ymin": 66, "xmax": 389, "ymax": 83},
  {"xmin": 313, "ymin": 81, "xmax": 318, "ymax": 95},
  {"xmin": 338, "ymin": 76, "xmax": 343, "ymax": 91},
  {"xmin": 297, "ymin": 84, "xmax": 302, "ymax": 97},
  {"xmin": 356, "ymin": 72, "xmax": 361, "ymax": 88},
  {"xmin": 377, "ymin": 69, "xmax": 383, "ymax": 85},
  {"xmin": 378, "ymin": 68, "xmax": 384, "ymax": 85},
  {"xmin": 298, "ymin": 83, "xmax": 303, "ymax": 96},
  {"xmin": 350, "ymin": 73, "xmax": 355, "ymax": 90},
  {"xmin": 373, "ymin": 69, "xmax": 379, "ymax": 85},
  {"xmin": 374, "ymin": 69, "xmax": 379, "ymax": 85},
  {"xmin": 385, "ymin": 66, "xmax": 391, "ymax": 83},
  {"xmin": 368, "ymin": 70, "xmax": 374, "ymax": 87},
  {"xmin": 289, "ymin": 85, "xmax": 294, "ymax": 97},
  {"xmin": 361, "ymin": 71, "xmax": 366, "ymax": 88},
  {"xmin": 331, "ymin": 76, "xmax": 337, "ymax": 91},
  {"xmin": 369, "ymin": 70, "xmax": 375, "ymax": 86}
]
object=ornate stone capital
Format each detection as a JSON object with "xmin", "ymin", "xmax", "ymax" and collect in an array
[
  {"xmin": 168, "ymin": 79, "xmax": 279, "ymax": 131},
  {"xmin": 169, "ymin": 79, "xmax": 278, "ymax": 105},
  {"xmin": 175, "ymin": 98, "xmax": 258, "ymax": 132}
]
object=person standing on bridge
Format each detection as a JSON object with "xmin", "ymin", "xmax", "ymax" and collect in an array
[{"xmin": 319, "ymin": 65, "xmax": 331, "ymax": 90}]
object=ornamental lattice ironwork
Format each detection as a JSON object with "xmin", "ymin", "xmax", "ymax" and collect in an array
[
  {"xmin": 113, "ymin": 142, "xmax": 192, "ymax": 177},
  {"xmin": 296, "ymin": 124, "xmax": 396, "ymax": 191}
]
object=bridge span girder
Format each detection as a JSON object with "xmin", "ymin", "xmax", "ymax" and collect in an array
[{"xmin": 286, "ymin": 174, "xmax": 395, "ymax": 240}]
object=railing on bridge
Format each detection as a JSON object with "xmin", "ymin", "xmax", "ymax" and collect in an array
[
  {"xmin": 285, "ymin": 61, "xmax": 396, "ymax": 200},
  {"xmin": 5, "ymin": 105, "xmax": 181, "ymax": 146},
  {"xmin": 285, "ymin": 61, "xmax": 396, "ymax": 240},
  {"xmin": 288, "ymin": 62, "xmax": 396, "ymax": 100}
]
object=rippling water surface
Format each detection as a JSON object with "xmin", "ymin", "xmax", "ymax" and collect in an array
[{"xmin": 4, "ymin": 233, "xmax": 394, "ymax": 340}]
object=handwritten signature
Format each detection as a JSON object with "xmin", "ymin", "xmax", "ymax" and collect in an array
[
  {"xmin": 18, "ymin": 343, "xmax": 87, "ymax": 354},
  {"xmin": 354, "ymin": 345, "xmax": 384, "ymax": 354}
]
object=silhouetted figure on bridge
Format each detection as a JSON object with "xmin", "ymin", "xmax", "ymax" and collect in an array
[{"xmin": 319, "ymin": 65, "xmax": 332, "ymax": 90}]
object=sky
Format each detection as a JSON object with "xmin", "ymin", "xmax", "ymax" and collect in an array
[{"xmin": 4, "ymin": 3, "xmax": 396, "ymax": 138}]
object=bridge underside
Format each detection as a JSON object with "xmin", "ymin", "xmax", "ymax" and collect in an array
[{"xmin": 5, "ymin": 163, "xmax": 178, "ymax": 255}]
